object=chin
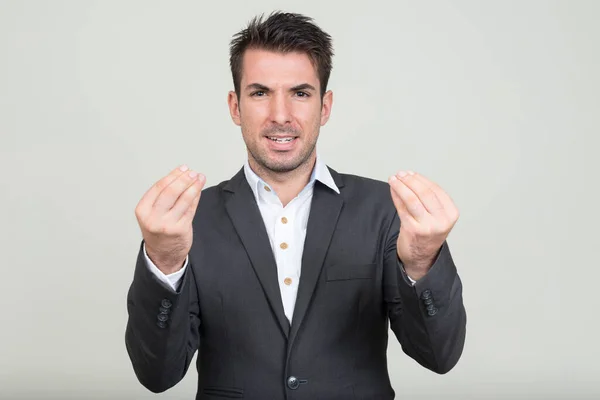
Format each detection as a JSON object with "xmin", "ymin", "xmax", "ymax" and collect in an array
[
  {"xmin": 263, "ymin": 158, "xmax": 302, "ymax": 173},
  {"xmin": 249, "ymin": 138, "xmax": 316, "ymax": 173}
]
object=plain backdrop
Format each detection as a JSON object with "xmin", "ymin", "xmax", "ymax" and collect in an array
[{"xmin": 1, "ymin": 1, "xmax": 599, "ymax": 399}]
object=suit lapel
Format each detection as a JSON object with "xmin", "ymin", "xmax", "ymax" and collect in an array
[
  {"xmin": 288, "ymin": 180, "xmax": 344, "ymax": 346},
  {"xmin": 224, "ymin": 169, "xmax": 290, "ymax": 338}
]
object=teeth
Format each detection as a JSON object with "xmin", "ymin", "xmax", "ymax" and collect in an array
[{"xmin": 269, "ymin": 137, "xmax": 294, "ymax": 143}]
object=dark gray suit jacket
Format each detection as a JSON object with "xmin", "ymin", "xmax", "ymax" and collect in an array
[{"xmin": 125, "ymin": 166, "xmax": 467, "ymax": 400}]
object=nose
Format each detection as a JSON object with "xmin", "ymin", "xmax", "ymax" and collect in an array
[{"xmin": 269, "ymin": 93, "xmax": 292, "ymax": 125}]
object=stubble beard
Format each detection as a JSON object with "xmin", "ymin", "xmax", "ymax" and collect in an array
[{"xmin": 245, "ymin": 125, "xmax": 319, "ymax": 174}]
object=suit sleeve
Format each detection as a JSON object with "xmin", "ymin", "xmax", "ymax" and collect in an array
[
  {"xmin": 383, "ymin": 212, "xmax": 467, "ymax": 374},
  {"xmin": 125, "ymin": 240, "xmax": 201, "ymax": 393},
  {"xmin": 143, "ymin": 242, "xmax": 188, "ymax": 291}
]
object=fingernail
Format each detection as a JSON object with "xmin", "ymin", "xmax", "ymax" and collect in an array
[
  {"xmin": 397, "ymin": 171, "xmax": 407, "ymax": 178},
  {"xmin": 188, "ymin": 171, "xmax": 198, "ymax": 178},
  {"xmin": 389, "ymin": 175, "xmax": 397, "ymax": 181},
  {"xmin": 408, "ymin": 170, "xmax": 415, "ymax": 176},
  {"xmin": 179, "ymin": 165, "xmax": 189, "ymax": 172}
]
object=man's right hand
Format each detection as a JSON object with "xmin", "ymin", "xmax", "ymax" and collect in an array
[{"xmin": 135, "ymin": 165, "xmax": 206, "ymax": 275}]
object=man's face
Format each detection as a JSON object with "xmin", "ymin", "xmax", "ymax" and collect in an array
[{"xmin": 228, "ymin": 49, "xmax": 333, "ymax": 173}]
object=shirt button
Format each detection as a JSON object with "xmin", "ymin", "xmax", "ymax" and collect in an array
[
  {"xmin": 281, "ymin": 217, "xmax": 288, "ymax": 224},
  {"xmin": 264, "ymin": 185, "xmax": 271, "ymax": 192},
  {"xmin": 284, "ymin": 277, "xmax": 293, "ymax": 285},
  {"xmin": 280, "ymin": 242, "xmax": 288, "ymax": 250}
]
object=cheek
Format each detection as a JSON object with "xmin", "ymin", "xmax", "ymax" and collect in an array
[
  {"xmin": 240, "ymin": 103, "xmax": 268, "ymax": 127},
  {"xmin": 294, "ymin": 105, "xmax": 322, "ymax": 129}
]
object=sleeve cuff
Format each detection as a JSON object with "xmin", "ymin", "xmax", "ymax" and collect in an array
[
  {"xmin": 143, "ymin": 243, "xmax": 188, "ymax": 291},
  {"xmin": 398, "ymin": 257, "xmax": 417, "ymax": 286}
]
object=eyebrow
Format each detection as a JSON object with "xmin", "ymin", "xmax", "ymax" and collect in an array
[
  {"xmin": 290, "ymin": 83, "xmax": 317, "ymax": 92},
  {"xmin": 244, "ymin": 83, "xmax": 317, "ymax": 93},
  {"xmin": 245, "ymin": 83, "xmax": 270, "ymax": 92}
]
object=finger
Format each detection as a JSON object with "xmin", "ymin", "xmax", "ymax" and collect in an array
[
  {"xmin": 137, "ymin": 165, "xmax": 189, "ymax": 217},
  {"xmin": 412, "ymin": 172, "xmax": 457, "ymax": 214},
  {"xmin": 177, "ymin": 188, "xmax": 202, "ymax": 227},
  {"xmin": 396, "ymin": 171, "xmax": 444, "ymax": 216},
  {"xmin": 388, "ymin": 176, "xmax": 413, "ymax": 222},
  {"xmin": 154, "ymin": 169, "xmax": 200, "ymax": 212},
  {"xmin": 389, "ymin": 175, "xmax": 426, "ymax": 221},
  {"xmin": 183, "ymin": 189, "xmax": 202, "ymax": 220},
  {"xmin": 169, "ymin": 174, "xmax": 206, "ymax": 222}
]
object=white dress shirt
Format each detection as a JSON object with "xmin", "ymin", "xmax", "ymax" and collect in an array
[{"xmin": 143, "ymin": 156, "xmax": 415, "ymax": 323}]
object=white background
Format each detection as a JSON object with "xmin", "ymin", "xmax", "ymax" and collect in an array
[{"xmin": 1, "ymin": 1, "xmax": 599, "ymax": 399}]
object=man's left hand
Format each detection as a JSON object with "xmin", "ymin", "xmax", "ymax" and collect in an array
[{"xmin": 388, "ymin": 170, "xmax": 459, "ymax": 280}]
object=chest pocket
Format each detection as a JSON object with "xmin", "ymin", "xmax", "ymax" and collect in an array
[{"xmin": 326, "ymin": 263, "xmax": 376, "ymax": 281}]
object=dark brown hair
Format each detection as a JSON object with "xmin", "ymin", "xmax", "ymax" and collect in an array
[{"xmin": 229, "ymin": 11, "xmax": 334, "ymax": 98}]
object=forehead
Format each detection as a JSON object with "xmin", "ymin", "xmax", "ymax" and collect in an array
[{"xmin": 241, "ymin": 48, "xmax": 319, "ymax": 86}]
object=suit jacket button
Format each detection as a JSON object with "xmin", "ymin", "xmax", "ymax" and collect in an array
[
  {"xmin": 159, "ymin": 306, "xmax": 170, "ymax": 314},
  {"xmin": 423, "ymin": 298, "xmax": 433, "ymax": 305},
  {"xmin": 157, "ymin": 314, "xmax": 169, "ymax": 322},
  {"xmin": 421, "ymin": 289, "xmax": 432, "ymax": 300},
  {"xmin": 287, "ymin": 376, "xmax": 299, "ymax": 390},
  {"xmin": 161, "ymin": 299, "xmax": 172, "ymax": 308},
  {"xmin": 157, "ymin": 321, "xmax": 167, "ymax": 328},
  {"xmin": 427, "ymin": 307, "xmax": 438, "ymax": 316}
]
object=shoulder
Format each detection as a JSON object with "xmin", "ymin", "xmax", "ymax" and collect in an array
[
  {"xmin": 331, "ymin": 167, "xmax": 392, "ymax": 199},
  {"xmin": 199, "ymin": 180, "xmax": 231, "ymax": 202},
  {"xmin": 191, "ymin": 178, "xmax": 232, "ymax": 211},
  {"xmin": 196, "ymin": 167, "xmax": 246, "ymax": 205},
  {"xmin": 330, "ymin": 167, "xmax": 396, "ymax": 215}
]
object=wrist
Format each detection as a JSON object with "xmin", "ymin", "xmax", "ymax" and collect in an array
[
  {"xmin": 146, "ymin": 247, "xmax": 186, "ymax": 275},
  {"xmin": 157, "ymin": 260, "xmax": 186, "ymax": 275},
  {"xmin": 403, "ymin": 264, "xmax": 429, "ymax": 281},
  {"xmin": 401, "ymin": 256, "xmax": 435, "ymax": 280}
]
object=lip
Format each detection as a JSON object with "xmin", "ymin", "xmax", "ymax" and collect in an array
[
  {"xmin": 264, "ymin": 135, "xmax": 298, "ymax": 139},
  {"xmin": 264, "ymin": 136, "xmax": 298, "ymax": 151}
]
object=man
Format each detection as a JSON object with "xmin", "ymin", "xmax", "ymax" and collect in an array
[{"xmin": 125, "ymin": 11, "xmax": 466, "ymax": 400}]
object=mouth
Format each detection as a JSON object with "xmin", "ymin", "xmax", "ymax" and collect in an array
[
  {"xmin": 266, "ymin": 136, "xmax": 297, "ymax": 143},
  {"xmin": 264, "ymin": 135, "xmax": 298, "ymax": 151}
]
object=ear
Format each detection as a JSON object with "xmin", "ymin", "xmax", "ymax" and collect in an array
[
  {"xmin": 320, "ymin": 90, "xmax": 333, "ymax": 126},
  {"xmin": 227, "ymin": 91, "xmax": 241, "ymax": 126}
]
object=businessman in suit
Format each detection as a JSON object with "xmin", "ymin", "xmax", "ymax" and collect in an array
[{"xmin": 125, "ymin": 11, "xmax": 466, "ymax": 400}]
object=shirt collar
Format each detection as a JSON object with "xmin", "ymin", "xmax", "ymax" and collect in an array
[{"xmin": 243, "ymin": 154, "xmax": 340, "ymax": 203}]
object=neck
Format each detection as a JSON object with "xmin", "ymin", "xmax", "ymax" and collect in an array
[{"xmin": 248, "ymin": 152, "xmax": 316, "ymax": 207}]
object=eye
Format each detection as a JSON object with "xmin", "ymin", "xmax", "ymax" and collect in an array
[
  {"xmin": 251, "ymin": 91, "xmax": 266, "ymax": 97},
  {"xmin": 295, "ymin": 91, "xmax": 310, "ymax": 98}
]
